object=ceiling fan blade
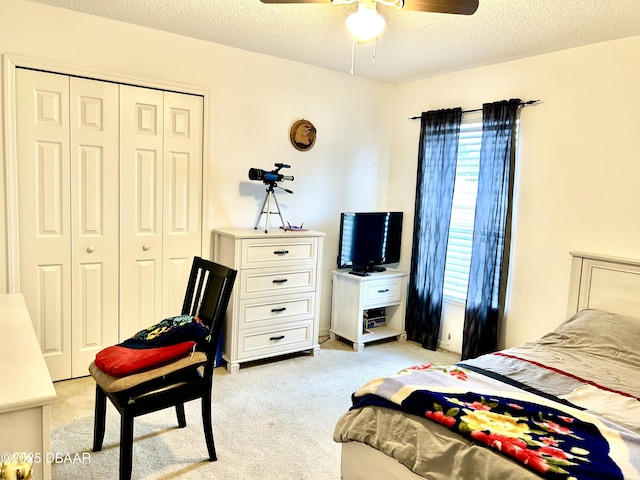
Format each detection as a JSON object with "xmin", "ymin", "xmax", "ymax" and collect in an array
[
  {"xmin": 258, "ymin": 0, "xmax": 478, "ymax": 14},
  {"xmin": 259, "ymin": 0, "xmax": 331, "ymax": 4},
  {"xmin": 402, "ymin": 0, "xmax": 479, "ymax": 15}
]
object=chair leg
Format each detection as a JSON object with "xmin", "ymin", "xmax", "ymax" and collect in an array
[
  {"xmin": 202, "ymin": 393, "xmax": 217, "ymax": 461},
  {"xmin": 92, "ymin": 385, "xmax": 107, "ymax": 452},
  {"xmin": 176, "ymin": 403, "xmax": 187, "ymax": 428},
  {"xmin": 119, "ymin": 412, "xmax": 134, "ymax": 480}
]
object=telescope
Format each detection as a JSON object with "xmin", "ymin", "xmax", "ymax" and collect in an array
[
  {"xmin": 248, "ymin": 163, "xmax": 294, "ymax": 186},
  {"xmin": 249, "ymin": 163, "xmax": 294, "ymax": 232}
]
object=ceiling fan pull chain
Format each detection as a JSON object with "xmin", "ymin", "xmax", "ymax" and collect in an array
[
  {"xmin": 372, "ymin": 38, "xmax": 377, "ymax": 67},
  {"xmin": 350, "ymin": 37, "xmax": 356, "ymax": 75}
]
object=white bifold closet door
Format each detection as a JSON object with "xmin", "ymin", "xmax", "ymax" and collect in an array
[
  {"xmin": 119, "ymin": 85, "xmax": 204, "ymax": 340},
  {"xmin": 16, "ymin": 69, "xmax": 203, "ymax": 381}
]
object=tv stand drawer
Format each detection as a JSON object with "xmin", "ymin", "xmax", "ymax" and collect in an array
[{"xmin": 363, "ymin": 278, "xmax": 403, "ymax": 307}]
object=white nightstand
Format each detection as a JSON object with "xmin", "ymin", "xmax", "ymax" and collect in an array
[{"xmin": 330, "ymin": 269, "xmax": 408, "ymax": 352}]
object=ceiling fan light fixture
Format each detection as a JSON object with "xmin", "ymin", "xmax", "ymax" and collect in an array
[{"xmin": 346, "ymin": 4, "xmax": 386, "ymax": 42}]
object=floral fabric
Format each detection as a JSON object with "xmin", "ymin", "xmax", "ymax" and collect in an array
[
  {"xmin": 120, "ymin": 315, "xmax": 210, "ymax": 349},
  {"xmin": 351, "ymin": 364, "xmax": 638, "ymax": 479}
]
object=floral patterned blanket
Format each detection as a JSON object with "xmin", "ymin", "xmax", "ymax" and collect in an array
[{"xmin": 351, "ymin": 363, "xmax": 640, "ymax": 479}]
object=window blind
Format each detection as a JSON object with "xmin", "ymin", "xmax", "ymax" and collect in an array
[{"xmin": 443, "ymin": 113, "xmax": 482, "ymax": 302}]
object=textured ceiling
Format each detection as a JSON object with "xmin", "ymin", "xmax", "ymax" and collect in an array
[{"xmin": 27, "ymin": 0, "xmax": 640, "ymax": 84}]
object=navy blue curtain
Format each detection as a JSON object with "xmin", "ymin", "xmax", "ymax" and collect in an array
[
  {"xmin": 406, "ymin": 108, "xmax": 462, "ymax": 350},
  {"xmin": 461, "ymin": 99, "xmax": 521, "ymax": 360}
]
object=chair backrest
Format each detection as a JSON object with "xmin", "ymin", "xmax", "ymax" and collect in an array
[{"xmin": 181, "ymin": 257, "xmax": 237, "ymax": 359}]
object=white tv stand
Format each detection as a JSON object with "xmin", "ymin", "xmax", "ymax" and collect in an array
[{"xmin": 330, "ymin": 269, "xmax": 408, "ymax": 352}]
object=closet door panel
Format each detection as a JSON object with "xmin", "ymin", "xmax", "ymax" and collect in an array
[
  {"xmin": 69, "ymin": 77, "xmax": 119, "ymax": 377},
  {"xmin": 15, "ymin": 71, "xmax": 205, "ymax": 378},
  {"xmin": 16, "ymin": 69, "xmax": 72, "ymax": 380},
  {"xmin": 119, "ymin": 85, "xmax": 164, "ymax": 339},
  {"xmin": 162, "ymin": 92, "xmax": 203, "ymax": 317}
]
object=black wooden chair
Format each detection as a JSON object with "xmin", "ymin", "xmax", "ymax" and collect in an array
[{"xmin": 88, "ymin": 257, "xmax": 237, "ymax": 480}]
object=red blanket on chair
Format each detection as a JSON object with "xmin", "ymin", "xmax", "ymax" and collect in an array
[
  {"xmin": 95, "ymin": 315, "xmax": 209, "ymax": 376},
  {"xmin": 95, "ymin": 341, "xmax": 196, "ymax": 376}
]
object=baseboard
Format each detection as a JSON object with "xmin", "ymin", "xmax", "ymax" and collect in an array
[{"xmin": 437, "ymin": 342, "xmax": 461, "ymax": 356}]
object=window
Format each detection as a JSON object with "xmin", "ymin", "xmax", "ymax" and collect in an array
[{"xmin": 443, "ymin": 112, "xmax": 482, "ymax": 302}]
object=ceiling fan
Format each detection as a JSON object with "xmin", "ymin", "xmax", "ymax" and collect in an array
[
  {"xmin": 260, "ymin": 0, "xmax": 478, "ymax": 75},
  {"xmin": 260, "ymin": 0, "xmax": 479, "ymax": 41}
]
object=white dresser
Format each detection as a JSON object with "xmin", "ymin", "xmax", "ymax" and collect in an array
[
  {"xmin": 212, "ymin": 228, "xmax": 325, "ymax": 373},
  {"xmin": 0, "ymin": 294, "xmax": 57, "ymax": 480}
]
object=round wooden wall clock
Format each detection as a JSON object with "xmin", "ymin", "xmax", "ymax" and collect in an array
[{"xmin": 290, "ymin": 119, "xmax": 316, "ymax": 151}]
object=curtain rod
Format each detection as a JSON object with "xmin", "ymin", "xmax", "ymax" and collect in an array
[{"xmin": 409, "ymin": 99, "xmax": 540, "ymax": 120}]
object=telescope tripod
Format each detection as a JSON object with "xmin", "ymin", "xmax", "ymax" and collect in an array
[{"xmin": 254, "ymin": 184, "xmax": 285, "ymax": 233}]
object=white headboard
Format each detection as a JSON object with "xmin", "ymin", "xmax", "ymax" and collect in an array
[{"xmin": 567, "ymin": 251, "xmax": 640, "ymax": 320}]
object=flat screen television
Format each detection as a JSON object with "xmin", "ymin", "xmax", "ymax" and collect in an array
[{"xmin": 337, "ymin": 211, "xmax": 403, "ymax": 273}]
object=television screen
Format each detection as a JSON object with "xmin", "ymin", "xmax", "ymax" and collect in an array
[{"xmin": 338, "ymin": 212, "xmax": 403, "ymax": 272}]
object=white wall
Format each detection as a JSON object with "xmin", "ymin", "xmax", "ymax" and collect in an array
[
  {"xmin": 3, "ymin": 0, "xmax": 639, "ymax": 349},
  {"xmin": 391, "ymin": 35, "xmax": 640, "ymax": 351},
  {"xmin": 0, "ymin": 0, "xmax": 394, "ymax": 335}
]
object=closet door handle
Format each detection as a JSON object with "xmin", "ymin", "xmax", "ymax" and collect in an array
[
  {"xmin": 86, "ymin": 245, "xmax": 95, "ymax": 253},
  {"xmin": 273, "ymin": 250, "xmax": 289, "ymax": 256},
  {"xmin": 142, "ymin": 243, "xmax": 150, "ymax": 251},
  {"xmin": 269, "ymin": 335, "xmax": 285, "ymax": 341},
  {"xmin": 271, "ymin": 307, "xmax": 287, "ymax": 313},
  {"xmin": 272, "ymin": 278, "xmax": 288, "ymax": 284}
]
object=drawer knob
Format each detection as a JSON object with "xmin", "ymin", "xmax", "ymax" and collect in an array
[
  {"xmin": 271, "ymin": 307, "xmax": 287, "ymax": 313},
  {"xmin": 273, "ymin": 250, "xmax": 289, "ymax": 256},
  {"xmin": 378, "ymin": 288, "xmax": 390, "ymax": 293},
  {"xmin": 272, "ymin": 278, "xmax": 288, "ymax": 284},
  {"xmin": 270, "ymin": 335, "xmax": 285, "ymax": 341}
]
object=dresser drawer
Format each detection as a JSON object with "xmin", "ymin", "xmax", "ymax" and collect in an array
[
  {"xmin": 237, "ymin": 321, "xmax": 313, "ymax": 360},
  {"xmin": 240, "ymin": 266, "xmax": 316, "ymax": 298},
  {"xmin": 363, "ymin": 278, "xmax": 403, "ymax": 307},
  {"xmin": 239, "ymin": 293, "xmax": 315, "ymax": 329},
  {"xmin": 241, "ymin": 237, "xmax": 318, "ymax": 269}
]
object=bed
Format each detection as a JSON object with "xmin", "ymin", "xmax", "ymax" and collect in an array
[{"xmin": 333, "ymin": 252, "xmax": 640, "ymax": 479}]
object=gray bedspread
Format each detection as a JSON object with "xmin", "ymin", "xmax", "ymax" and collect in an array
[{"xmin": 463, "ymin": 309, "xmax": 640, "ymax": 434}]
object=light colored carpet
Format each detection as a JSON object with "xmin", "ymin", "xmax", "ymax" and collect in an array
[{"xmin": 51, "ymin": 338, "xmax": 459, "ymax": 479}]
